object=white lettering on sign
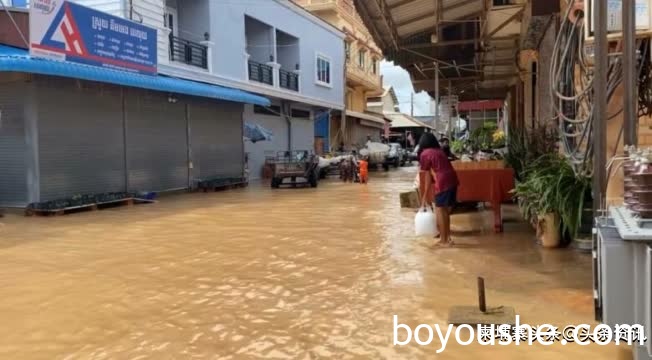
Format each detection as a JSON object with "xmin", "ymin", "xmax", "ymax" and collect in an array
[
  {"xmin": 130, "ymin": 28, "xmax": 148, "ymax": 41},
  {"xmin": 91, "ymin": 16, "xmax": 109, "ymax": 31},
  {"xmin": 109, "ymin": 19, "xmax": 129, "ymax": 35}
]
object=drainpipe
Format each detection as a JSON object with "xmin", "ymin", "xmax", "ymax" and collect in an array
[{"xmin": 282, "ymin": 101, "xmax": 292, "ymax": 151}]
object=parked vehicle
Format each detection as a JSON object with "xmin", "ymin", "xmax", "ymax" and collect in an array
[
  {"xmin": 387, "ymin": 143, "xmax": 409, "ymax": 167},
  {"xmin": 270, "ymin": 151, "xmax": 319, "ymax": 188},
  {"xmin": 360, "ymin": 142, "xmax": 391, "ymax": 171}
]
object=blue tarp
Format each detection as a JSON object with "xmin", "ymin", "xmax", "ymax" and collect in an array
[
  {"xmin": 0, "ymin": 45, "xmax": 270, "ymax": 106},
  {"xmin": 244, "ymin": 122, "xmax": 273, "ymax": 143}
]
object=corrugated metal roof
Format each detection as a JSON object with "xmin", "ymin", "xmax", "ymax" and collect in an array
[
  {"xmin": 346, "ymin": 110, "xmax": 386, "ymax": 124},
  {"xmin": 0, "ymin": 45, "xmax": 270, "ymax": 106},
  {"xmin": 385, "ymin": 112, "xmax": 434, "ymax": 129}
]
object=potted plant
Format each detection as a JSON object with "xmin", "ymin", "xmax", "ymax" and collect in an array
[
  {"xmin": 513, "ymin": 153, "xmax": 592, "ymax": 248},
  {"xmin": 513, "ymin": 154, "xmax": 563, "ymax": 247},
  {"xmin": 555, "ymin": 160, "xmax": 592, "ymax": 247}
]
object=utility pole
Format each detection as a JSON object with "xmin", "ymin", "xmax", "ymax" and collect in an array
[
  {"xmin": 594, "ymin": 0, "xmax": 607, "ymax": 215},
  {"xmin": 623, "ymin": 0, "xmax": 637, "ymax": 146},
  {"xmin": 448, "ymin": 80, "xmax": 453, "ymax": 139},
  {"xmin": 434, "ymin": 62, "xmax": 440, "ymax": 131},
  {"xmin": 410, "ymin": 92, "xmax": 414, "ymax": 117}
]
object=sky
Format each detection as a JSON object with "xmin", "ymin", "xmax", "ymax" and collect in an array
[{"xmin": 380, "ymin": 61, "xmax": 434, "ymax": 117}]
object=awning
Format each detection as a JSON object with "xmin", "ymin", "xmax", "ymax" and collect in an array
[
  {"xmin": 384, "ymin": 112, "xmax": 435, "ymax": 130},
  {"xmin": 458, "ymin": 100, "xmax": 504, "ymax": 112},
  {"xmin": 346, "ymin": 110, "xmax": 386, "ymax": 125},
  {"xmin": 0, "ymin": 45, "xmax": 270, "ymax": 106}
]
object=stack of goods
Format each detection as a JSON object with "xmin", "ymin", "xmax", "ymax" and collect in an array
[
  {"xmin": 624, "ymin": 146, "xmax": 652, "ymax": 218},
  {"xmin": 359, "ymin": 142, "xmax": 390, "ymax": 164}
]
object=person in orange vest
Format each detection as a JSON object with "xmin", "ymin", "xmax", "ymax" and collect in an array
[{"xmin": 358, "ymin": 156, "xmax": 369, "ymax": 184}]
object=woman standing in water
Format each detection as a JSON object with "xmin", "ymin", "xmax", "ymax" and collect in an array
[{"xmin": 418, "ymin": 133, "xmax": 459, "ymax": 247}]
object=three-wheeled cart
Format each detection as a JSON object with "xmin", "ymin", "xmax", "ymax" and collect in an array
[{"xmin": 270, "ymin": 151, "xmax": 320, "ymax": 189}]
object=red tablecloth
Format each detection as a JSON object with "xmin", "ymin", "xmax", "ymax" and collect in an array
[
  {"xmin": 418, "ymin": 168, "xmax": 515, "ymax": 233},
  {"xmin": 456, "ymin": 168, "xmax": 515, "ymax": 232}
]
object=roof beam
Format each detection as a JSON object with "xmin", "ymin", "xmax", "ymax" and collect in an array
[
  {"xmin": 486, "ymin": 7, "xmax": 525, "ymax": 39},
  {"xmin": 413, "ymin": 73, "xmax": 517, "ymax": 84},
  {"xmin": 388, "ymin": 0, "xmax": 413, "ymax": 10},
  {"xmin": 402, "ymin": 34, "xmax": 518, "ymax": 49},
  {"xmin": 397, "ymin": 0, "xmax": 481, "ymax": 31},
  {"xmin": 443, "ymin": 0, "xmax": 480, "ymax": 13},
  {"xmin": 396, "ymin": 11, "xmax": 434, "ymax": 27},
  {"xmin": 355, "ymin": 0, "xmax": 400, "ymax": 50}
]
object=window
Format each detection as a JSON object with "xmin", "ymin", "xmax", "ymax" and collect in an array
[
  {"xmin": 358, "ymin": 50, "xmax": 365, "ymax": 69},
  {"xmin": 254, "ymin": 105, "xmax": 281, "ymax": 116},
  {"xmin": 345, "ymin": 42, "xmax": 351, "ymax": 63},
  {"xmin": 372, "ymin": 58, "xmax": 377, "ymax": 74},
  {"xmin": 291, "ymin": 109, "xmax": 311, "ymax": 119},
  {"xmin": 316, "ymin": 54, "xmax": 332, "ymax": 86}
]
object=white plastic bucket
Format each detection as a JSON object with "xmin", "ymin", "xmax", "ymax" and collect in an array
[{"xmin": 415, "ymin": 207, "xmax": 437, "ymax": 236}]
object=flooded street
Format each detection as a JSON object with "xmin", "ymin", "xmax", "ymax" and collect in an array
[{"xmin": 0, "ymin": 168, "xmax": 620, "ymax": 359}]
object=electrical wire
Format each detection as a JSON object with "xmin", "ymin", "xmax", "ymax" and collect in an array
[{"xmin": 549, "ymin": 0, "xmax": 647, "ymax": 177}]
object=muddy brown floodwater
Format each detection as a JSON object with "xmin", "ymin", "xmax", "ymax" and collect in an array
[{"xmin": 0, "ymin": 167, "xmax": 624, "ymax": 359}]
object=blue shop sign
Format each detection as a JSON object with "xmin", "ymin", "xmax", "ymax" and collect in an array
[{"xmin": 30, "ymin": 0, "xmax": 157, "ymax": 74}]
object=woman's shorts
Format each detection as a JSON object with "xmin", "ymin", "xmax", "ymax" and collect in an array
[{"xmin": 435, "ymin": 187, "xmax": 457, "ymax": 208}]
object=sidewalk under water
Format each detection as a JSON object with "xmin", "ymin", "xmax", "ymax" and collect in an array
[{"xmin": 0, "ymin": 168, "xmax": 622, "ymax": 359}]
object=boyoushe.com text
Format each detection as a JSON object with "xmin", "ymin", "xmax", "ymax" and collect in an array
[{"xmin": 393, "ymin": 315, "xmax": 647, "ymax": 353}]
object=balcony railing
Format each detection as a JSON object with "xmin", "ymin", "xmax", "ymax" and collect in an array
[
  {"xmin": 248, "ymin": 60, "xmax": 274, "ymax": 85},
  {"xmin": 279, "ymin": 69, "xmax": 299, "ymax": 91},
  {"xmin": 169, "ymin": 35, "xmax": 208, "ymax": 70}
]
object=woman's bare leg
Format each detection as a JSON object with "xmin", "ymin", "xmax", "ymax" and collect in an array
[
  {"xmin": 440, "ymin": 207, "xmax": 451, "ymax": 245},
  {"xmin": 436, "ymin": 207, "xmax": 447, "ymax": 245},
  {"xmin": 444, "ymin": 207, "xmax": 454, "ymax": 244}
]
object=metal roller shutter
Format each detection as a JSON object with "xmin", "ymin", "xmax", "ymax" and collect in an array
[
  {"xmin": 291, "ymin": 117, "xmax": 314, "ymax": 152},
  {"xmin": 189, "ymin": 100, "xmax": 244, "ymax": 181},
  {"xmin": 0, "ymin": 78, "xmax": 28, "ymax": 206},
  {"xmin": 125, "ymin": 90, "xmax": 188, "ymax": 192},
  {"xmin": 36, "ymin": 77, "xmax": 126, "ymax": 201}
]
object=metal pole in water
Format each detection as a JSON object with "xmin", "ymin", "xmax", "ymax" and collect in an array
[{"xmin": 478, "ymin": 277, "xmax": 487, "ymax": 313}]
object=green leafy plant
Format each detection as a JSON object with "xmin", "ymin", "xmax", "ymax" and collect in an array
[
  {"xmin": 504, "ymin": 124, "xmax": 559, "ymax": 181},
  {"xmin": 512, "ymin": 153, "xmax": 591, "ymax": 240},
  {"xmin": 451, "ymin": 140, "xmax": 466, "ymax": 154},
  {"xmin": 469, "ymin": 122, "xmax": 498, "ymax": 151}
]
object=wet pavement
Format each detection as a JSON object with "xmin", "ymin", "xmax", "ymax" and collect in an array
[{"xmin": 0, "ymin": 167, "xmax": 622, "ymax": 359}]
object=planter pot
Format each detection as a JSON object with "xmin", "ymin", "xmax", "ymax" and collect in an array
[
  {"xmin": 572, "ymin": 236, "xmax": 593, "ymax": 253},
  {"xmin": 537, "ymin": 213, "xmax": 561, "ymax": 248}
]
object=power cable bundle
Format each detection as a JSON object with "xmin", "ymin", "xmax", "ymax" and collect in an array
[{"xmin": 550, "ymin": 0, "xmax": 648, "ymax": 177}]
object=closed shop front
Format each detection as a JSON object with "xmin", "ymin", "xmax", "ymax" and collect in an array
[
  {"xmin": 36, "ymin": 77, "xmax": 127, "ymax": 201},
  {"xmin": 125, "ymin": 90, "xmax": 188, "ymax": 192},
  {"xmin": 0, "ymin": 43, "xmax": 269, "ymax": 207},
  {"xmin": 189, "ymin": 100, "xmax": 244, "ymax": 182},
  {"xmin": 350, "ymin": 118, "xmax": 384, "ymax": 148},
  {"xmin": 290, "ymin": 108, "xmax": 314, "ymax": 152},
  {"xmin": 0, "ymin": 75, "xmax": 28, "ymax": 207}
]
